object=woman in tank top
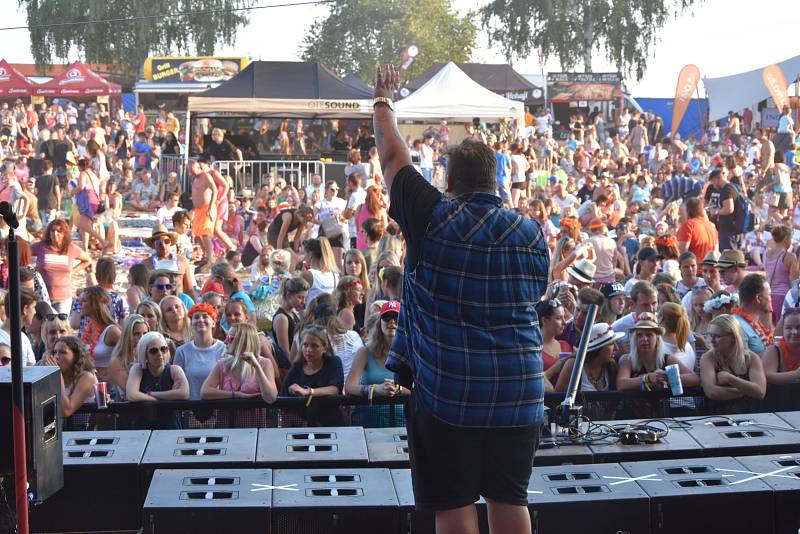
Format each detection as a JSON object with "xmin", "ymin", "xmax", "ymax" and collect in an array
[
  {"xmin": 763, "ymin": 225, "xmax": 798, "ymax": 323},
  {"xmin": 79, "ymin": 286, "xmax": 121, "ymax": 381},
  {"xmin": 301, "ymin": 237, "xmax": 340, "ymax": 304},
  {"xmin": 40, "ymin": 336, "xmax": 97, "ymax": 419},
  {"xmin": 267, "ymin": 205, "xmax": 314, "ymax": 252}
]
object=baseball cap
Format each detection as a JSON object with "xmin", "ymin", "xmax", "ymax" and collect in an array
[
  {"xmin": 380, "ymin": 300, "xmax": 401, "ymax": 317},
  {"xmin": 638, "ymin": 247, "xmax": 663, "ymax": 262},
  {"xmin": 601, "ymin": 282, "xmax": 626, "ymax": 299}
]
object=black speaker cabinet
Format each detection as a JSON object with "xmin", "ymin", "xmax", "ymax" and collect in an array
[{"xmin": 0, "ymin": 366, "xmax": 63, "ymax": 503}]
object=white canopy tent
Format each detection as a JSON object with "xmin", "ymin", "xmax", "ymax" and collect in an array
[
  {"xmin": 704, "ymin": 53, "xmax": 800, "ymax": 121},
  {"xmin": 395, "ymin": 62, "xmax": 525, "ymax": 123}
]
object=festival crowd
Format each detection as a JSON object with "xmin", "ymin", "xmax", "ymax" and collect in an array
[{"xmin": 0, "ymin": 94, "xmax": 798, "ymax": 428}]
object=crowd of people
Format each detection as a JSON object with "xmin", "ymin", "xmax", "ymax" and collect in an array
[{"xmin": 0, "ymin": 92, "xmax": 798, "ymax": 430}]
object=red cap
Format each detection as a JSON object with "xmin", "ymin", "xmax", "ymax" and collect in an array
[{"xmin": 380, "ymin": 300, "xmax": 401, "ymax": 316}]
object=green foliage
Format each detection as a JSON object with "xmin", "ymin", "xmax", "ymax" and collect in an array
[
  {"xmin": 19, "ymin": 0, "xmax": 255, "ymax": 76},
  {"xmin": 301, "ymin": 0, "xmax": 477, "ymax": 83},
  {"xmin": 480, "ymin": 0, "xmax": 698, "ymax": 80}
]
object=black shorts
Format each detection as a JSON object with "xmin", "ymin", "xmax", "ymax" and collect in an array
[
  {"xmin": 777, "ymin": 192, "xmax": 791, "ymax": 210},
  {"xmin": 406, "ymin": 391, "xmax": 540, "ymax": 511},
  {"xmin": 511, "ymin": 181, "xmax": 526, "ymax": 190}
]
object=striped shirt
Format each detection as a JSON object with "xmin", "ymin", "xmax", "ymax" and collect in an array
[
  {"xmin": 386, "ymin": 166, "xmax": 549, "ymax": 428},
  {"xmin": 662, "ymin": 174, "xmax": 703, "ymax": 204}
]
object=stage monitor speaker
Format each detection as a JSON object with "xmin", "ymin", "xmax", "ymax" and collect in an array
[{"xmin": 0, "ymin": 366, "xmax": 63, "ymax": 503}]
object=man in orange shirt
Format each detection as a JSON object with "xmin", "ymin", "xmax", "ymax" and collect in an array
[{"xmin": 677, "ymin": 197, "xmax": 719, "ymax": 261}]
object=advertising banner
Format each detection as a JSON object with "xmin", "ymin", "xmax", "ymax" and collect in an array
[
  {"xmin": 671, "ymin": 64, "xmax": 701, "ymax": 136},
  {"xmin": 546, "ymin": 72, "xmax": 622, "ymax": 102},
  {"xmin": 143, "ymin": 57, "xmax": 249, "ymax": 83}
]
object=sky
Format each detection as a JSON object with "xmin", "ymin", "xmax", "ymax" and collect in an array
[{"xmin": 2, "ymin": 0, "xmax": 798, "ymax": 97}]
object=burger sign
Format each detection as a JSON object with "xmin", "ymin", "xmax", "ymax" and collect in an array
[{"xmin": 144, "ymin": 56, "xmax": 248, "ymax": 83}]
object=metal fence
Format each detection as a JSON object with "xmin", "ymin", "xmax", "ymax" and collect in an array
[
  {"xmin": 157, "ymin": 155, "xmax": 325, "ymax": 195},
  {"xmin": 68, "ymin": 384, "xmax": 800, "ymax": 432}
]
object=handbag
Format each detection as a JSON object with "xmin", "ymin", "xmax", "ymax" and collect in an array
[{"xmin": 320, "ymin": 211, "xmax": 343, "ymax": 237}]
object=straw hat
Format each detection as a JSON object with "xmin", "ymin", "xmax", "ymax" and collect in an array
[
  {"xmin": 629, "ymin": 312, "xmax": 665, "ymax": 336},
  {"xmin": 701, "ymin": 250, "xmax": 721, "ymax": 266},
  {"xmin": 144, "ymin": 223, "xmax": 179, "ymax": 248},
  {"xmin": 716, "ymin": 249, "xmax": 746, "ymax": 268}
]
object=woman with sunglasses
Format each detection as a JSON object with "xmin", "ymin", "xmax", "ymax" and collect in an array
[
  {"xmin": 173, "ymin": 304, "xmax": 227, "ymax": 400},
  {"xmin": 334, "ymin": 275, "xmax": 366, "ymax": 334},
  {"xmin": 126, "ymin": 332, "xmax": 190, "ymax": 428},
  {"xmin": 700, "ymin": 314, "xmax": 766, "ymax": 410},
  {"xmin": 80, "ymin": 286, "xmax": 121, "ymax": 381},
  {"xmin": 345, "ymin": 301, "xmax": 408, "ymax": 427},
  {"xmin": 201, "ymin": 323, "xmax": 278, "ymax": 403},
  {"xmin": 535, "ymin": 299, "xmax": 571, "ymax": 389},
  {"xmin": 36, "ymin": 312, "xmax": 72, "ymax": 363},
  {"xmin": 763, "ymin": 308, "xmax": 800, "ymax": 384},
  {"xmin": 107, "ymin": 315, "xmax": 149, "ymax": 401},
  {"xmin": 159, "ymin": 295, "xmax": 191, "ymax": 351}
]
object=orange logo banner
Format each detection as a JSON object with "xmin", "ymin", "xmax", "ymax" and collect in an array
[
  {"xmin": 672, "ymin": 64, "xmax": 701, "ymax": 137},
  {"xmin": 762, "ymin": 64, "xmax": 789, "ymax": 111}
]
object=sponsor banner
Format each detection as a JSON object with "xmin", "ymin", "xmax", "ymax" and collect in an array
[
  {"xmin": 546, "ymin": 72, "xmax": 622, "ymax": 102},
  {"xmin": 672, "ymin": 64, "xmax": 701, "ymax": 136},
  {"xmin": 143, "ymin": 56, "xmax": 249, "ymax": 83},
  {"xmin": 762, "ymin": 64, "xmax": 789, "ymax": 111}
]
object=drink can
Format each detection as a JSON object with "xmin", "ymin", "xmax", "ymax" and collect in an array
[
  {"xmin": 665, "ymin": 364, "xmax": 683, "ymax": 396},
  {"xmin": 94, "ymin": 382, "xmax": 108, "ymax": 409}
]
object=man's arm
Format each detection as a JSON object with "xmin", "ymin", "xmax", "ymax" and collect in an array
[{"xmin": 373, "ymin": 65, "xmax": 412, "ymax": 195}]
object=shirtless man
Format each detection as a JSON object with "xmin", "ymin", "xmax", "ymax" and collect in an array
[
  {"xmin": 189, "ymin": 159, "xmax": 217, "ymax": 267},
  {"xmin": 202, "ymin": 162, "xmax": 237, "ymax": 253}
]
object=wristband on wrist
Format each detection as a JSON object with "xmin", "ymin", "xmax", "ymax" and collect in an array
[{"xmin": 305, "ymin": 388, "xmax": 314, "ymax": 407}]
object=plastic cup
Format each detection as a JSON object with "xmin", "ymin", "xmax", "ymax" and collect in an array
[{"xmin": 665, "ymin": 364, "xmax": 683, "ymax": 396}]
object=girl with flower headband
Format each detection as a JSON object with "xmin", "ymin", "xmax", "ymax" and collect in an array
[{"xmin": 704, "ymin": 291, "xmax": 739, "ymax": 318}]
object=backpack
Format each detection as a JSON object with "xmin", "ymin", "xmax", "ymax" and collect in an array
[{"xmin": 732, "ymin": 184, "xmax": 760, "ymax": 233}]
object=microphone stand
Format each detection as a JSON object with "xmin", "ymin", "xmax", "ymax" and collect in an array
[
  {"xmin": 3, "ymin": 201, "xmax": 28, "ymax": 534},
  {"xmin": 554, "ymin": 304, "xmax": 598, "ymax": 438}
]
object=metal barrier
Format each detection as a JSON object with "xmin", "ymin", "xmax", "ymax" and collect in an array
[
  {"xmin": 211, "ymin": 159, "xmax": 324, "ymax": 194},
  {"xmin": 67, "ymin": 384, "xmax": 800, "ymax": 432},
  {"xmin": 157, "ymin": 155, "xmax": 325, "ymax": 196}
]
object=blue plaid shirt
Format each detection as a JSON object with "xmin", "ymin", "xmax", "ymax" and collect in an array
[{"xmin": 387, "ymin": 180, "xmax": 549, "ymax": 428}]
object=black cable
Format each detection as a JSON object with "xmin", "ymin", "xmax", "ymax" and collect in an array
[{"xmin": 0, "ymin": 0, "xmax": 335, "ymax": 32}]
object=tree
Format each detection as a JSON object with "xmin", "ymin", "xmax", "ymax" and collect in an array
[
  {"xmin": 301, "ymin": 0, "xmax": 477, "ymax": 83},
  {"xmin": 480, "ymin": 0, "xmax": 698, "ymax": 80},
  {"xmin": 19, "ymin": 0, "xmax": 255, "ymax": 77}
]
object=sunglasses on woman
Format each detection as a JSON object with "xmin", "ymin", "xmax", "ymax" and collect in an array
[
  {"xmin": 46, "ymin": 313, "xmax": 69, "ymax": 321},
  {"xmin": 152, "ymin": 283, "xmax": 174, "ymax": 291},
  {"xmin": 147, "ymin": 346, "xmax": 170, "ymax": 356}
]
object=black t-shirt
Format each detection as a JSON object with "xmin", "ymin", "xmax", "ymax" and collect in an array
[
  {"xmin": 52, "ymin": 140, "xmax": 71, "ymax": 168},
  {"xmin": 387, "ymin": 165, "xmax": 442, "ymax": 269},
  {"xmin": 36, "ymin": 174, "xmax": 58, "ymax": 209},
  {"xmin": 205, "ymin": 139, "xmax": 238, "ymax": 161},
  {"xmin": 280, "ymin": 355, "xmax": 345, "ymax": 426},
  {"xmin": 356, "ymin": 136, "xmax": 375, "ymax": 153},
  {"xmin": 704, "ymin": 182, "xmax": 739, "ymax": 233},
  {"xmin": 577, "ymin": 184, "xmax": 595, "ymax": 204}
]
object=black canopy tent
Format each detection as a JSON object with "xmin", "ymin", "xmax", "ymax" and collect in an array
[
  {"xmin": 187, "ymin": 61, "xmax": 374, "ymax": 118},
  {"xmin": 404, "ymin": 62, "xmax": 544, "ymax": 106}
]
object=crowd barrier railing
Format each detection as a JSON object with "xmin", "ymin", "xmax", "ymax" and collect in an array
[
  {"xmin": 68, "ymin": 384, "xmax": 800, "ymax": 431},
  {"xmin": 156, "ymin": 155, "xmax": 324, "ymax": 195}
]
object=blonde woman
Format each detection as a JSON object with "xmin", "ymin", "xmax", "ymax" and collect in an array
[
  {"xmin": 617, "ymin": 313, "xmax": 698, "ymax": 392},
  {"xmin": 107, "ymin": 315, "xmax": 149, "ymax": 401},
  {"xmin": 688, "ymin": 286, "xmax": 714, "ymax": 346},
  {"xmin": 700, "ymin": 314, "xmax": 766, "ymax": 403},
  {"xmin": 136, "ymin": 300, "xmax": 162, "ymax": 333},
  {"xmin": 159, "ymin": 295, "xmax": 191, "ymax": 350},
  {"xmin": 37, "ymin": 314, "xmax": 72, "ymax": 362},
  {"xmin": 201, "ymin": 323, "xmax": 278, "ymax": 403},
  {"xmin": 301, "ymin": 237, "xmax": 340, "ymax": 304},
  {"xmin": 659, "ymin": 303, "xmax": 696, "ymax": 371}
]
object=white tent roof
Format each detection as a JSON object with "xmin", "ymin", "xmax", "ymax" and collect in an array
[
  {"xmin": 704, "ymin": 53, "xmax": 800, "ymax": 121},
  {"xmin": 396, "ymin": 62, "xmax": 525, "ymax": 122}
]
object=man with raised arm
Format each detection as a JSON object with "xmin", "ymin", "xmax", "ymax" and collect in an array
[{"xmin": 375, "ymin": 64, "xmax": 549, "ymax": 534}]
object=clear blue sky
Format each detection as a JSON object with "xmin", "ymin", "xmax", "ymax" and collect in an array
[{"xmin": 3, "ymin": 0, "xmax": 798, "ymax": 97}]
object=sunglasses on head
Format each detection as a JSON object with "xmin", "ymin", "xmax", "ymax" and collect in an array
[
  {"xmin": 152, "ymin": 283, "xmax": 173, "ymax": 291},
  {"xmin": 546, "ymin": 298, "xmax": 562, "ymax": 308},
  {"xmin": 147, "ymin": 346, "xmax": 170, "ymax": 356},
  {"xmin": 46, "ymin": 313, "xmax": 68, "ymax": 321}
]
